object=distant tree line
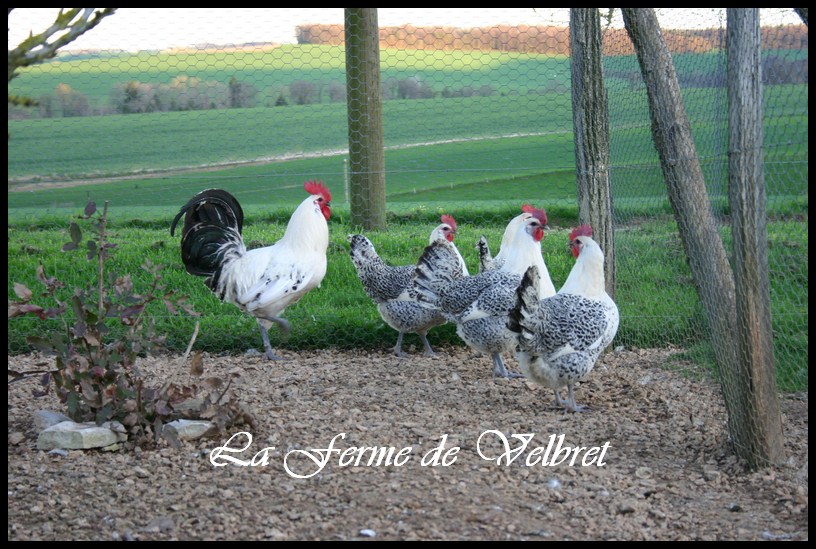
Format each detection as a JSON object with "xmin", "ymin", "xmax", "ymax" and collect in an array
[
  {"xmin": 602, "ymin": 25, "xmax": 808, "ymax": 55},
  {"xmin": 606, "ymin": 54, "xmax": 808, "ymax": 89},
  {"xmin": 11, "ymin": 74, "xmax": 501, "ymax": 119},
  {"xmin": 36, "ymin": 83, "xmax": 91, "ymax": 117},
  {"xmin": 297, "ymin": 23, "xmax": 808, "ymax": 55}
]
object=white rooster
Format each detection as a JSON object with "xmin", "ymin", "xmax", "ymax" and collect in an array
[
  {"xmin": 508, "ymin": 225, "xmax": 619, "ymax": 412},
  {"xmin": 413, "ymin": 207, "xmax": 552, "ymax": 378},
  {"xmin": 476, "ymin": 205, "xmax": 557, "ymax": 298},
  {"xmin": 348, "ymin": 214, "xmax": 467, "ymax": 357},
  {"xmin": 170, "ymin": 181, "xmax": 332, "ymax": 360}
]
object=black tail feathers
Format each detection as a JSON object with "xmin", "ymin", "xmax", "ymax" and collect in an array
[
  {"xmin": 170, "ymin": 188, "xmax": 244, "ymax": 237},
  {"xmin": 171, "ymin": 189, "xmax": 245, "ymax": 280},
  {"xmin": 507, "ymin": 266, "xmax": 540, "ymax": 334}
]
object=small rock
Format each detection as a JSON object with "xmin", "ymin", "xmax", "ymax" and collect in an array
[
  {"xmin": 102, "ymin": 420, "xmax": 127, "ymax": 434},
  {"xmin": 133, "ymin": 466, "xmax": 149, "ymax": 478},
  {"xmin": 702, "ymin": 464, "xmax": 721, "ymax": 481},
  {"xmin": 728, "ymin": 502, "xmax": 742, "ymax": 512},
  {"xmin": 163, "ymin": 419, "xmax": 215, "ymax": 441},
  {"xmin": 47, "ymin": 448, "xmax": 69, "ymax": 457},
  {"xmin": 144, "ymin": 516, "xmax": 174, "ymax": 533},
  {"xmin": 101, "ymin": 421, "xmax": 129, "ymax": 442},
  {"xmin": 635, "ymin": 466, "xmax": 653, "ymax": 479},
  {"xmin": 618, "ymin": 500, "xmax": 638, "ymax": 514},
  {"xmin": 547, "ymin": 478, "xmax": 561, "ymax": 489},
  {"xmin": 637, "ymin": 375, "xmax": 652, "ymax": 385},
  {"xmin": 359, "ymin": 529, "xmax": 376, "ymax": 538},
  {"xmin": 524, "ymin": 530, "xmax": 553, "ymax": 537},
  {"xmin": 762, "ymin": 531, "xmax": 793, "ymax": 541},
  {"xmin": 37, "ymin": 420, "xmax": 119, "ymax": 450},
  {"xmin": 9, "ymin": 432, "xmax": 25, "ymax": 445},
  {"xmin": 649, "ymin": 508, "xmax": 666, "ymax": 519}
]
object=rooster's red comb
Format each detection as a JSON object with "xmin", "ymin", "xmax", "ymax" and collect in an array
[
  {"xmin": 526, "ymin": 207, "xmax": 547, "ymax": 226},
  {"xmin": 440, "ymin": 214, "xmax": 457, "ymax": 232},
  {"xmin": 569, "ymin": 225, "xmax": 594, "ymax": 241},
  {"xmin": 521, "ymin": 204, "xmax": 537, "ymax": 214},
  {"xmin": 304, "ymin": 180, "xmax": 332, "ymax": 203}
]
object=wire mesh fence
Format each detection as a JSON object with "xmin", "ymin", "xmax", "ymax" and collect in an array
[{"xmin": 8, "ymin": 7, "xmax": 808, "ymax": 414}]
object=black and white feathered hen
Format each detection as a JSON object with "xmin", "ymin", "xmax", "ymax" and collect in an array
[
  {"xmin": 414, "ymin": 208, "xmax": 552, "ymax": 378},
  {"xmin": 508, "ymin": 225, "xmax": 619, "ymax": 412},
  {"xmin": 348, "ymin": 215, "xmax": 467, "ymax": 357}
]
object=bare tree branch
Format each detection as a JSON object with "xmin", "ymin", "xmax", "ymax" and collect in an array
[{"xmin": 8, "ymin": 8, "xmax": 117, "ymax": 84}]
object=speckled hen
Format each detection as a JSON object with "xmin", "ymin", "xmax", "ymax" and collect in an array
[
  {"xmin": 170, "ymin": 181, "xmax": 332, "ymax": 360},
  {"xmin": 508, "ymin": 226, "xmax": 619, "ymax": 412},
  {"xmin": 414, "ymin": 208, "xmax": 553, "ymax": 378},
  {"xmin": 348, "ymin": 215, "xmax": 468, "ymax": 357}
]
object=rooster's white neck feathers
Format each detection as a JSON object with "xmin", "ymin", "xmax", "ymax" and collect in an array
[
  {"xmin": 493, "ymin": 213, "xmax": 529, "ymax": 266},
  {"xmin": 281, "ymin": 195, "xmax": 330, "ymax": 252},
  {"xmin": 559, "ymin": 236, "xmax": 607, "ymax": 299},
  {"xmin": 499, "ymin": 219, "xmax": 555, "ymax": 299}
]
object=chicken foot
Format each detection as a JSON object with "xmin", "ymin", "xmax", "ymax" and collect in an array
[
  {"xmin": 491, "ymin": 352, "xmax": 525, "ymax": 379},
  {"xmin": 257, "ymin": 317, "xmax": 291, "ymax": 361}
]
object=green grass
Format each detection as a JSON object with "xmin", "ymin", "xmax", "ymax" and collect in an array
[
  {"xmin": 8, "ymin": 94, "xmax": 578, "ymax": 182},
  {"xmin": 9, "ymin": 43, "xmax": 807, "ymax": 188},
  {"xmin": 7, "ymin": 206, "xmax": 808, "ymax": 392}
]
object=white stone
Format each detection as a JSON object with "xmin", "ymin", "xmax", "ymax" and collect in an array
[
  {"xmin": 163, "ymin": 419, "xmax": 215, "ymax": 441},
  {"xmin": 37, "ymin": 420, "xmax": 119, "ymax": 450}
]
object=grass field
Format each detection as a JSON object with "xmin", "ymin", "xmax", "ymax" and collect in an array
[
  {"xmin": 7, "ymin": 45, "xmax": 808, "ymax": 393},
  {"xmin": 7, "ymin": 199, "xmax": 808, "ymax": 392}
]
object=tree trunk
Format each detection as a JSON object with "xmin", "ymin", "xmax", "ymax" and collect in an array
[
  {"xmin": 621, "ymin": 9, "xmax": 764, "ymax": 467},
  {"xmin": 726, "ymin": 8, "xmax": 786, "ymax": 467},
  {"xmin": 570, "ymin": 8, "xmax": 615, "ymax": 298},
  {"xmin": 344, "ymin": 8, "xmax": 386, "ymax": 229}
]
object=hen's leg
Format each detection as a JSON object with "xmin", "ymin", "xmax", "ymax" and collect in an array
[
  {"xmin": 491, "ymin": 353, "xmax": 525, "ymax": 379},
  {"xmin": 418, "ymin": 332, "xmax": 436, "ymax": 357},
  {"xmin": 257, "ymin": 317, "xmax": 290, "ymax": 361},
  {"xmin": 564, "ymin": 383, "xmax": 589, "ymax": 413},
  {"xmin": 552, "ymin": 389, "xmax": 565, "ymax": 409},
  {"xmin": 393, "ymin": 332, "xmax": 407, "ymax": 358}
]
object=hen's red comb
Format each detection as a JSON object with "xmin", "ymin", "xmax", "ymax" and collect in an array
[
  {"xmin": 521, "ymin": 204, "xmax": 537, "ymax": 213},
  {"xmin": 304, "ymin": 180, "xmax": 332, "ymax": 203},
  {"xmin": 527, "ymin": 207, "xmax": 548, "ymax": 226},
  {"xmin": 440, "ymin": 214, "xmax": 457, "ymax": 231},
  {"xmin": 569, "ymin": 225, "xmax": 593, "ymax": 240}
]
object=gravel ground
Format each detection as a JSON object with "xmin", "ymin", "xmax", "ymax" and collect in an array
[{"xmin": 7, "ymin": 346, "xmax": 808, "ymax": 541}]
